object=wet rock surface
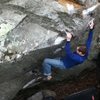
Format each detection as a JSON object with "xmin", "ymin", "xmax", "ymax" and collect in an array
[{"xmin": 0, "ymin": 0, "xmax": 100, "ymax": 100}]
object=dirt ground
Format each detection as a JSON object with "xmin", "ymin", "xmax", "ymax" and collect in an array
[
  {"xmin": 49, "ymin": 69, "xmax": 97, "ymax": 100},
  {"xmin": 13, "ymin": 68, "xmax": 98, "ymax": 100}
]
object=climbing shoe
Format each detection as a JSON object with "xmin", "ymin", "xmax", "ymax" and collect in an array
[{"xmin": 42, "ymin": 75, "xmax": 52, "ymax": 81}]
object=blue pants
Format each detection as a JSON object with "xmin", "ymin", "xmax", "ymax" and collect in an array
[{"xmin": 42, "ymin": 58, "xmax": 66, "ymax": 76}]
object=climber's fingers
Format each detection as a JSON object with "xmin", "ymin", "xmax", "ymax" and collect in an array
[
  {"xmin": 88, "ymin": 19, "xmax": 95, "ymax": 29},
  {"xmin": 66, "ymin": 32, "xmax": 73, "ymax": 41}
]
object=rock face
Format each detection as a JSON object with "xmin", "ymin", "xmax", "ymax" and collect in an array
[
  {"xmin": 0, "ymin": 0, "xmax": 100, "ymax": 100},
  {"xmin": 76, "ymin": 0, "xmax": 97, "ymax": 6},
  {"xmin": 27, "ymin": 90, "xmax": 56, "ymax": 100},
  {"xmin": 95, "ymin": 4, "xmax": 100, "ymax": 49}
]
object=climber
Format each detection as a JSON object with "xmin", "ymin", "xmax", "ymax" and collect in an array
[{"xmin": 42, "ymin": 19, "xmax": 95, "ymax": 81}]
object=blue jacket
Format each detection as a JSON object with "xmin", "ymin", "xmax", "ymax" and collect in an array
[{"xmin": 62, "ymin": 30, "xmax": 94, "ymax": 68}]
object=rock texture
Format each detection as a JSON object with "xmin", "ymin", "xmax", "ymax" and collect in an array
[
  {"xmin": 76, "ymin": 0, "xmax": 97, "ymax": 6},
  {"xmin": 0, "ymin": 0, "xmax": 99, "ymax": 100},
  {"xmin": 95, "ymin": 4, "xmax": 100, "ymax": 49},
  {"xmin": 27, "ymin": 90, "xmax": 56, "ymax": 100}
]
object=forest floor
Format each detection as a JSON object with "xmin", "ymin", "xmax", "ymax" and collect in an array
[
  {"xmin": 13, "ymin": 68, "xmax": 98, "ymax": 100},
  {"xmin": 49, "ymin": 69, "xmax": 97, "ymax": 100}
]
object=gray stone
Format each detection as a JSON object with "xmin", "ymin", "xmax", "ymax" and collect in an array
[
  {"xmin": 0, "ymin": 5, "xmax": 26, "ymax": 62},
  {"xmin": 27, "ymin": 91, "xmax": 43, "ymax": 100},
  {"xmin": 0, "ymin": 6, "xmax": 26, "ymax": 37},
  {"xmin": 27, "ymin": 90, "xmax": 56, "ymax": 100},
  {"xmin": 0, "ymin": 1, "xmax": 99, "ymax": 100},
  {"xmin": 0, "ymin": 0, "xmax": 11, "ymax": 3},
  {"xmin": 76, "ymin": 0, "xmax": 98, "ymax": 6},
  {"xmin": 0, "ymin": 3, "xmax": 96, "ymax": 62},
  {"xmin": 0, "ymin": 71, "xmax": 33, "ymax": 100},
  {"xmin": 42, "ymin": 90, "xmax": 56, "ymax": 98},
  {"xmin": 95, "ymin": 4, "xmax": 100, "ymax": 49}
]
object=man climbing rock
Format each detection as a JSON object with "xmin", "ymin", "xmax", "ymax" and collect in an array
[{"xmin": 42, "ymin": 19, "xmax": 95, "ymax": 81}]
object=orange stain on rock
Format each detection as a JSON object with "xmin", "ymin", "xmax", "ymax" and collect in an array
[{"xmin": 58, "ymin": 0, "xmax": 83, "ymax": 9}]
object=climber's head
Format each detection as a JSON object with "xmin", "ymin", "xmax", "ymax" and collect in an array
[{"xmin": 76, "ymin": 45, "xmax": 87, "ymax": 56}]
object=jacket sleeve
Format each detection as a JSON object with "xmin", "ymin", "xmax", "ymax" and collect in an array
[
  {"xmin": 65, "ymin": 41, "xmax": 83, "ymax": 62},
  {"xmin": 65, "ymin": 41, "xmax": 73, "ymax": 56},
  {"xmin": 86, "ymin": 30, "xmax": 94, "ymax": 55}
]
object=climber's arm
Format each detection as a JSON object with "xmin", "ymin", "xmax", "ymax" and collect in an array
[
  {"xmin": 65, "ymin": 33, "xmax": 78, "ymax": 59},
  {"xmin": 86, "ymin": 19, "xmax": 94, "ymax": 54}
]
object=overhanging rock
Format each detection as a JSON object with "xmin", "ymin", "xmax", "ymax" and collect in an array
[{"xmin": 1, "ymin": 0, "xmax": 99, "ymax": 63}]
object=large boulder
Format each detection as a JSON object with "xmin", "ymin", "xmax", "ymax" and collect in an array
[
  {"xmin": 0, "ymin": 0, "xmax": 100, "ymax": 100},
  {"xmin": 27, "ymin": 90, "xmax": 56, "ymax": 100}
]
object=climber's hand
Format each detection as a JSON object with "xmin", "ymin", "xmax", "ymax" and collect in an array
[
  {"xmin": 66, "ymin": 32, "xmax": 72, "ymax": 41},
  {"xmin": 88, "ymin": 19, "xmax": 95, "ymax": 30}
]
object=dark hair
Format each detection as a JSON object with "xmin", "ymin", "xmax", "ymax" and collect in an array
[{"xmin": 78, "ymin": 45, "xmax": 87, "ymax": 55}]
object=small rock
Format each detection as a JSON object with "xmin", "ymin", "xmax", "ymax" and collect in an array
[
  {"xmin": 0, "ymin": 52, "xmax": 4, "ymax": 58},
  {"xmin": 42, "ymin": 90, "xmax": 56, "ymax": 98},
  {"xmin": 27, "ymin": 90, "xmax": 56, "ymax": 100},
  {"xmin": 16, "ymin": 54, "xmax": 22, "ymax": 59},
  {"xmin": 5, "ymin": 55, "xmax": 11, "ymax": 61},
  {"xmin": 8, "ymin": 49, "xmax": 13, "ymax": 54},
  {"xmin": 27, "ymin": 91, "xmax": 43, "ymax": 100}
]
